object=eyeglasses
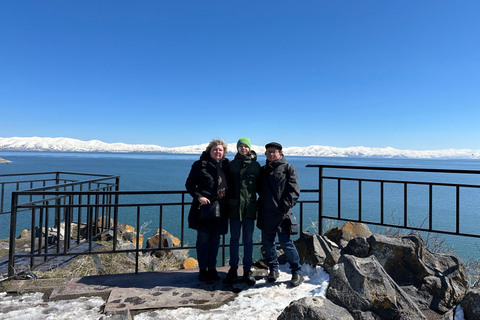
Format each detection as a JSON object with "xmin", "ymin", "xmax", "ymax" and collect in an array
[{"xmin": 265, "ymin": 150, "xmax": 280, "ymax": 155}]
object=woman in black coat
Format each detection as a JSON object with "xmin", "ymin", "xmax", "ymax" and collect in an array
[{"xmin": 185, "ymin": 139, "xmax": 229, "ymax": 281}]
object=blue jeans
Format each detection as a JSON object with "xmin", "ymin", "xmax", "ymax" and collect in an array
[
  {"xmin": 261, "ymin": 222, "xmax": 301, "ymax": 275},
  {"xmin": 229, "ymin": 219, "xmax": 255, "ymax": 271},
  {"xmin": 196, "ymin": 230, "xmax": 220, "ymax": 269}
]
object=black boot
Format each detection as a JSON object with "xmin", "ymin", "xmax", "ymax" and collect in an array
[
  {"xmin": 267, "ymin": 269, "xmax": 279, "ymax": 283},
  {"xmin": 223, "ymin": 267, "xmax": 238, "ymax": 284},
  {"xmin": 199, "ymin": 268, "xmax": 208, "ymax": 281},
  {"xmin": 243, "ymin": 269, "xmax": 256, "ymax": 286},
  {"xmin": 290, "ymin": 273, "xmax": 304, "ymax": 287},
  {"xmin": 207, "ymin": 268, "xmax": 221, "ymax": 281}
]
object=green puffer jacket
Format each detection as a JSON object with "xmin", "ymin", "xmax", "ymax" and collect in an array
[{"xmin": 226, "ymin": 150, "xmax": 261, "ymax": 221}]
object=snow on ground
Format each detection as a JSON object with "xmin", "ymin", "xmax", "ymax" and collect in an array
[
  {"xmin": 136, "ymin": 264, "xmax": 329, "ymax": 320},
  {"xmin": 0, "ymin": 264, "xmax": 465, "ymax": 320},
  {"xmin": 0, "ymin": 291, "xmax": 105, "ymax": 320}
]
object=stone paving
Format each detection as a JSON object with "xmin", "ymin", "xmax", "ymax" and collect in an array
[{"xmin": 5, "ymin": 266, "xmax": 257, "ymax": 314}]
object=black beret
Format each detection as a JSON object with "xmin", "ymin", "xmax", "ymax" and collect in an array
[{"xmin": 265, "ymin": 142, "xmax": 283, "ymax": 150}]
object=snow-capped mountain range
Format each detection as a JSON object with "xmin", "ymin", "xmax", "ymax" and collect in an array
[{"xmin": 1, "ymin": 137, "xmax": 479, "ymax": 159}]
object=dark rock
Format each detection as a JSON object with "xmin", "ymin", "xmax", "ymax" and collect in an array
[
  {"xmin": 460, "ymin": 288, "xmax": 480, "ymax": 320},
  {"xmin": 294, "ymin": 231, "xmax": 339, "ymax": 266},
  {"xmin": 350, "ymin": 310, "xmax": 381, "ymax": 320},
  {"xmin": 323, "ymin": 247, "xmax": 342, "ymax": 274},
  {"xmin": 277, "ymin": 296, "xmax": 354, "ymax": 320},
  {"xmin": 341, "ymin": 237, "xmax": 370, "ymax": 258},
  {"xmin": 369, "ymin": 232, "xmax": 468, "ymax": 313},
  {"xmin": 91, "ymin": 254, "xmax": 105, "ymax": 273},
  {"xmin": 95, "ymin": 230, "xmax": 114, "ymax": 242},
  {"xmin": 324, "ymin": 222, "xmax": 372, "ymax": 248},
  {"xmin": 327, "ymin": 254, "xmax": 427, "ymax": 319}
]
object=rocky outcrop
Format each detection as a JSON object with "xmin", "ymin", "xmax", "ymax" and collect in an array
[
  {"xmin": 369, "ymin": 233, "xmax": 468, "ymax": 313},
  {"xmin": 324, "ymin": 222, "xmax": 372, "ymax": 248},
  {"xmin": 295, "ymin": 231, "xmax": 339, "ymax": 266},
  {"xmin": 460, "ymin": 289, "xmax": 480, "ymax": 320},
  {"xmin": 327, "ymin": 254, "xmax": 426, "ymax": 319},
  {"xmin": 278, "ymin": 296, "xmax": 354, "ymax": 320},
  {"xmin": 284, "ymin": 223, "xmax": 471, "ymax": 320}
]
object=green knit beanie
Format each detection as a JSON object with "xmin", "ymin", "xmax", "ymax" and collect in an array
[{"xmin": 237, "ymin": 137, "xmax": 252, "ymax": 150}]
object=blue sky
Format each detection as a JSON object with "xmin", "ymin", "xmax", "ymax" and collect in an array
[{"xmin": 1, "ymin": 1, "xmax": 479, "ymax": 150}]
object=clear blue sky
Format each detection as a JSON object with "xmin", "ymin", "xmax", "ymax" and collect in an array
[{"xmin": 1, "ymin": 1, "xmax": 479, "ymax": 150}]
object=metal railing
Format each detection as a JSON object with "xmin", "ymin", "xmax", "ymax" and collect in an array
[
  {"xmin": 307, "ymin": 164, "xmax": 480, "ymax": 239},
  {"xmin": 6, "ymin": 188, "xmax": 317, "ymax": 277},
  {"xmin": 0, "ymin": 172, "xmax": 120, "ymax": 214},
  {"xmin": 6, "ymin": 165, "xmax": 480, "ymax": 278}
]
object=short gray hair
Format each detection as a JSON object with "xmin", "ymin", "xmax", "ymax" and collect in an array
[{"xmin": 205, "ymin": 139, "xmax": 228, "ymax": 159}]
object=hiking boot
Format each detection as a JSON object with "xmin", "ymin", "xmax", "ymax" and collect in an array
[
  {"xmin": 243, "ymin": 269, "xmax": 256, "ymax": 286},
  {"xmin": 199, "ymin": 268, "xmax": 209, "ymax": 282},
  {"xmin": 267, "ymin": 269, "xmax": 279, "ymax": 283},
  {"xmin": 223, "ymin": 267, "xmax": 238, "ymax": 284},
  {"xmin": 290, "ymin": 274, "xmax": 304, "ymax": 287},
  {"xmin": 207, "ymin": 268, "xmax": 221, "ymax": 281}
]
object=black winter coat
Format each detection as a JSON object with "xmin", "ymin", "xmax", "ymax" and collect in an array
[
  {"xmin": 185, "ymin": 151, "xmax": 229, "ymax": 235},
  {"xmin": 257, "ymin": 156, "xmax": 300, "ymax": 234},
  {"xmin": 226, "ymin": 151, "xmax": 261, "ymax": 221}
]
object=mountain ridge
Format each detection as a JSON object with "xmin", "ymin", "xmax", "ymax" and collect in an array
[{"xmin": 1, "ymin": 137, "xmax": 479, "ymax": 159}]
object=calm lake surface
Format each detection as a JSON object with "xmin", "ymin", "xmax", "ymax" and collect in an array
[{"xmin": 1, "ymin": 151, "xmax": 480, "ymax": 262}]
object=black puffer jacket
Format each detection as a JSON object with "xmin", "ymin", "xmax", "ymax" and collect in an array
[
  {"xmin": 226, "ymin": 150, "xmax": 261, "ymax": 221},
  {"xmin": 185, "ymin": 151, "xmax": 230, "ymax": 235},
  {"xmin": 257, "ymin": 156, "xmax": 300, "ymax": 234}
]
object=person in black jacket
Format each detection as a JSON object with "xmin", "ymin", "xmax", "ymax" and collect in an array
[
  {"xmin": 257, "ymin": 142, "xmax": 304, "ymax": 287},
  {"xmin": 224, "ymin": 137, "xmax": 261, "ymax": 285},
  {"xmin": 185, "ymin": 139, "xmax": 230, "ymax": 281}
]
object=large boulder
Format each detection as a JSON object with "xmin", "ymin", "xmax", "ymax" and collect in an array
[
  {"xmin": 460, "ymin": 289, "xmax": 480, "ymax": 320},
  {"xmin": 327, "ymin": 254, "xmax": 427, "ymax": 319},
  {"xmin": 146, "ymin": 229, "xmax": 183, "ymax": 259},
  {"xmin": 277, "ymin": 296, "xmax": 354, "ymax": 320},
  {"xmin": 368, "ymin": 232, "xmax": 468, "ymax": 313},
  {"xmin": 294, "ymin": 231, "xmax": 339, "ymax": 266},
  {"xmin": 34, "ymin": 226, "xmax": 65, "ymax": 244},
  {"xmin": 324, "ymin": 222, "xmax": 372, "ymax": 248},
  {"xmin": 341, "ymin": 237, "xmax": 370, "ymax": 258}
]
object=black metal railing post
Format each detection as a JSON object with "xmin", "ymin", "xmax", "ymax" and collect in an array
[
  {"xmin": 318, "ymin": 166, "xmax": 323, "ymax": 235},
  {"xmin": 8, "ymin": 192, "xmax": 18, "ymax": 277}
]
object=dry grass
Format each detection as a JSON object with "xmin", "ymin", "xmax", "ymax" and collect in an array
[{"xmin": 33, "ymin": 243, "xmax": 185, "ymax": 279}]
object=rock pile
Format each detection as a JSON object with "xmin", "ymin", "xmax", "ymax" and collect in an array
[
  {"xmin": 14, "ymin": 218, "xmax": 198, "ymax": 273},
  {"xmin": 278, "ymin": 222, "xmax": 478, "ymax": 320}
]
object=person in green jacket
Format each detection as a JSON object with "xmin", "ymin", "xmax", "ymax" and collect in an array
[{"xmin": 224, "ymin": 137, "xmax": 261, "ymax": 285}]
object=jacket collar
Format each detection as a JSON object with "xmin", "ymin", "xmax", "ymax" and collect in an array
[{"xmin": 266, "ymin": 155, "xmax": 287, "ymax": 169}]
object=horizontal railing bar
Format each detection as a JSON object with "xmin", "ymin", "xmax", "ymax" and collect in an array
[
  {"xmin": 0, "ymin": 178, "xmax": 75, "ymax": 185},
  {"xmin": 25, "ymin": 177, "xmax": 119, "ymax": 192},
  {"xmin": 15, "ymin": 198, "xmax": 319, "ymax": 209},
  {"xmin": 322, "ymin": 176, "xmax": 480, "ymax": 189},
  {"xmin": 0, "ymin": 171, "xmax": 118, "ymax": 178},
  {"xmin": 306, "ymin": 164, "xmax": 480, "ymax": 175}
]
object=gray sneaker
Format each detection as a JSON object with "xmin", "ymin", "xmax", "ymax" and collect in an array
[{"xmin": 290, "ymin": 274, "xmax": 304, "ymax": 287}]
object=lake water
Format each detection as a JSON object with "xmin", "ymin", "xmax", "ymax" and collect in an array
[{"xmin": 1, "ymin": 151, "xmax": 480, "ymax": 262}]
